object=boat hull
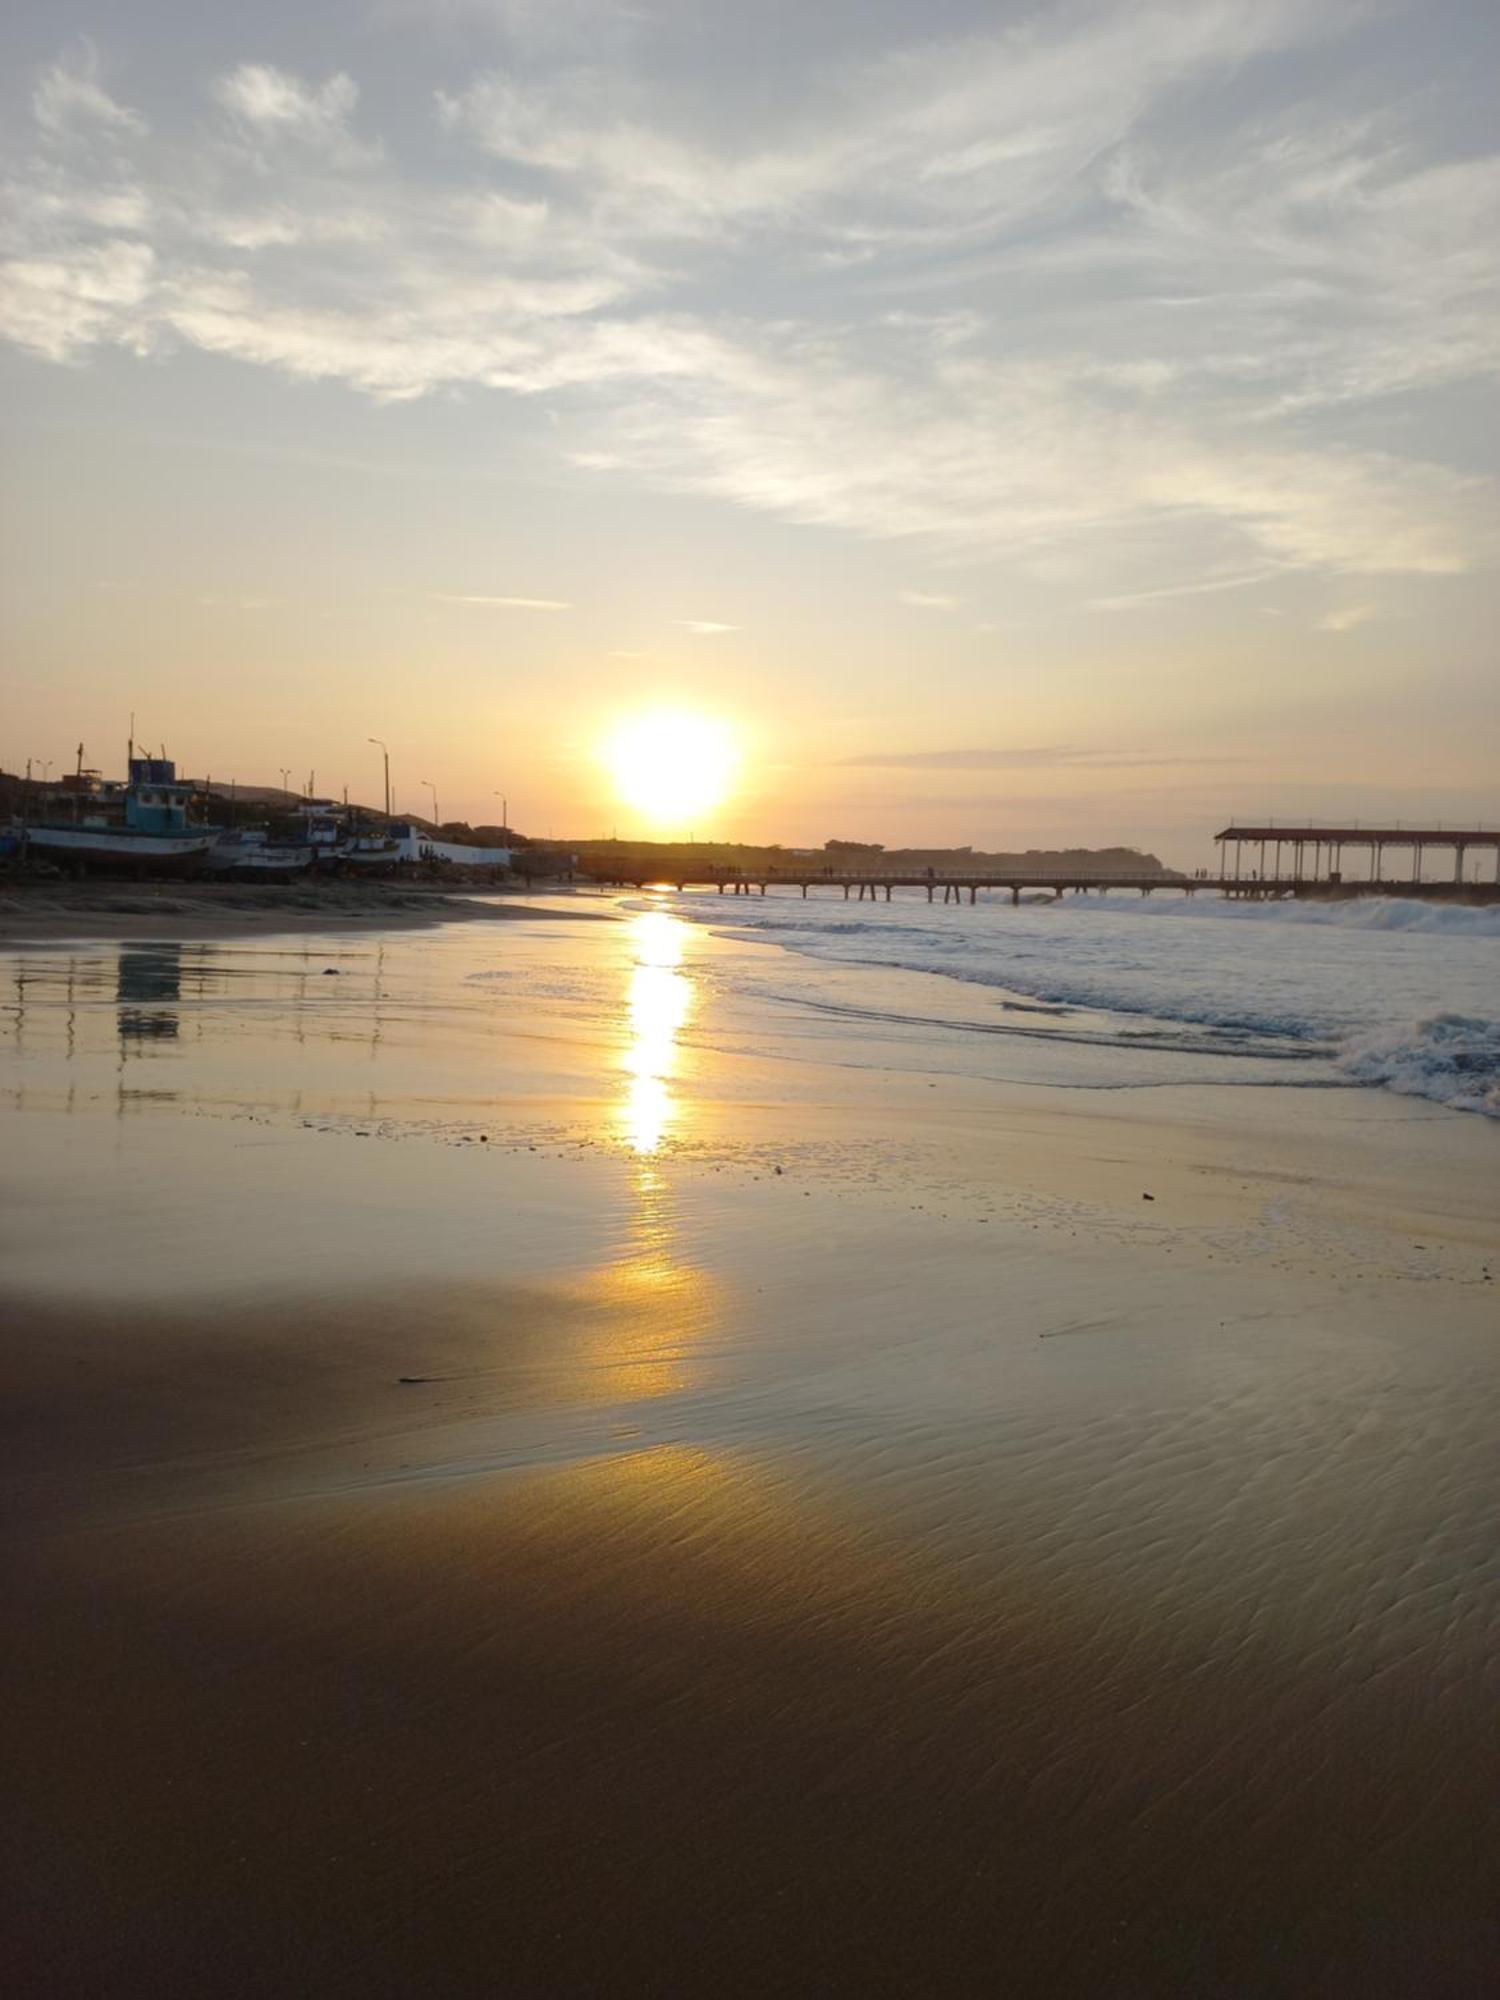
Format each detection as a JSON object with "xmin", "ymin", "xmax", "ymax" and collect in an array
[
  {"xmin": 22, "ymin": 825, "xmax": 217, "ymax": 876},
  {"xmin": 206, "ymin": 844, "xmax": 317, "ymax": 883}
]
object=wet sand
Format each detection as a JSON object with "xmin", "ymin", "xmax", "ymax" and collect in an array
[{"xmin": 3, "ymin": 911, "xmax": 1498, "ymax": 1994}]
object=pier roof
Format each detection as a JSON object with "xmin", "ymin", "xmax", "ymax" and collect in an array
[{"xmin": 1216, "ymin": 823, "xmax": 1500, "ymax": 847}]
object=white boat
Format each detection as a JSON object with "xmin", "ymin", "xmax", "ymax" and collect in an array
[
  {"xmin": 22, "ymin": 821, "xmax": 219, "ymax": 873},
  {"xmin": 338, "ymin": 831, "xmax": 410, "ymax": 867},
  {"xmin": 206, "ymin": 830, "xmax": 316, "ymax": 880}
]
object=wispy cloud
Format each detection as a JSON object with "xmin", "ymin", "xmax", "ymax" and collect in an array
[
  {"xmin": 1318, "ymin": 603, "xmax": 1377, "ymax": 631},
  {"xmin": 840, "ymin": 746, "xmax": 1242, "ymax": 771},
  {"xmin": 1, "ymin": 6, "xmax": 1496, "ymax": 594},
  {"xmin": 432, "ymin": 593, "xmax": 571, "ymax": 609},
  {"xmin": 1094, "ymin": 568, "xmax": 1282, "ymax": 610},
  {"xmin": 899, "ymin": 590, "xmax": 958, "ymax": 609},
  {"xmin": 212, "ymin": 64, "xmax": 375, "ymax": 165},
  {"xmin": 673, "ymin": 619, "xmax": 737, "ymax": 634},
  {"xmin": 33, "ymin": 42, "xmax": 147, "ymax": 141}
]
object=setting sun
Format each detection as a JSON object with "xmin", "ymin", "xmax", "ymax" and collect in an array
[{"xmin": 604, "ymin": 712, "xmax": 738, "ymax": 831}]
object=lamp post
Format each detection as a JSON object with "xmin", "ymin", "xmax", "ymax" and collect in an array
[
  {"xmin": 422, "ymin": 779, "xmax": 439, "ymax": 828},
  {"xmin": 279, "ymin": 766, "xmax": 292, "ymax": 797},
  {"xmin": 368, "ymin": 738, "xmax": 391, "ymax": 819},
  {"xmin": 493, "ymin": 790, "xmax": 508, "ymax": 833}
]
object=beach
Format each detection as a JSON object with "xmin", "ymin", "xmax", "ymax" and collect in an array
[
  {"xmin": 0, "ymin": 878, "xmax": 605, "ymax": 946},
  {"xmin": 4, "ymin": 897, "xmax": 1498, "ymax": 1994}
]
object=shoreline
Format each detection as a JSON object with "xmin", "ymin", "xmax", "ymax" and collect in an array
[{"xmin": 0, "ymin": 878, "xmax": 613, "ymax": 945}]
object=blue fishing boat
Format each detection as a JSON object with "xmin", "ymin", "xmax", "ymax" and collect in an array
[{"xmin": 21, "ymin": 754, "xmax": 218, "ymax": 875}]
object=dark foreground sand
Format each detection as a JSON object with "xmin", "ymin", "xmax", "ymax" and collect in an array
[{"xmin": 7, "ymin": 1269, "xmax": 1497, "ymax": 1999}]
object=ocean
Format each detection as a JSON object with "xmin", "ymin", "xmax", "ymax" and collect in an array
[{"xmin": 664, "ymin": 889, "xmax": 1500, "ymax": 1118}]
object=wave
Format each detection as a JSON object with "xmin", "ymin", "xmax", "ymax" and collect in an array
[
  {"xmin": 1060, "ymin": 893, "xmax": 1500, "ymax": 937},
  {"xmin": 1337, "ymin": 1013, "xmax": 1500, "ymax": 1118},
  {"xmin": 646, "ymin": 886, "xmax": 1500, "ymax": 1117},
  {"xmin": 705, "ymin": 917, "xmax": 1336, "ymax": 1042},
  {"xmin": 651, "ymin": 889, "xmax": 1500, "ymax": 940}
]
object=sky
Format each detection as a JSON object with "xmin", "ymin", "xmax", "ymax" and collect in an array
[{"xmin": 1, "ymin": 0, "xmax": 1496, "ymax": 861}]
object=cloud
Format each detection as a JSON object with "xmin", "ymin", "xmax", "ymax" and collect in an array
[
  {"xmin": 583, "ymin": 333, "xmax": 1492, "ymax": 579},
  {"xmin": 1094, "ymin": 568, "xmax": 1282, "ymax": 610},
  {"xmin": 33, "ymin": 43, "xmax": 147, "ymax": 141},
  {"xmin": 673, "ymin": 620, "xmax": 738, "ymax": 634},
  {"xmin": 1318, "ymin": 603, "xmax": 1377, "ymax": 631},
  {"xmin": 899, "ymin": 590, "xmax": 958, "ymax": 609},
  {"xmin": 1, "ymin": 8, "xmax": 1496, "ymax": 595},
  {"xmin": 839, "ymin": 747, "xmax": 1241, "ymax": 771},
  {"xmin": 432, "ymin": 593, "xmax": 571, "ymax": 609},
  {"xmin": 0, "ymin": 240, "xmax": 156, "ymax": 362},
  {"xmin": 212, "ymin": 64, "xmax": 374, "ymax": 164},
  {"xmin": 436, "ymin": 0, "xmax": 1354, "ymax": 249}
]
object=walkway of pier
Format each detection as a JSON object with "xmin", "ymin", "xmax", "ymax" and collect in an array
[{"xmin": 590, "ymin": 866, "xmax": 1200, "ymax": 902}]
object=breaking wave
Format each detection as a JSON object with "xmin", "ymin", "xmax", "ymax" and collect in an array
[
  {"xmin": 1057, "ymin": 893, "xmax": 1500, "ymax": 938},
  {"xmin": 1337, "ymin": 1014, "xmax": 1500, "ymax": 1118}
]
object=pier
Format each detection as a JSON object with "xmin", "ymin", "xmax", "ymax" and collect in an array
[
  {"xmin": 588, "ymin": 864, "xmax": 1199, "ymax": 902},
  {"xmin": 586, "ymin": 824, "xmax": 1500, "ymax": 907},
  {"xmin": 1215, "ymin": 821, "xmax": 1500, "ymax": 901}
]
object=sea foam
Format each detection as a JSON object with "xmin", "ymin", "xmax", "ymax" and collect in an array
[{"xmin": 1337, "ymin": 1013, "xmax": 1500, "ymax": 1117}]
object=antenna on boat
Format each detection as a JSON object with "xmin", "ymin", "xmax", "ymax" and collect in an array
[
  {"xmin": 76, "ymin": 741, "xmax": 84, "ymax": 780},
  {"xmin": 128, "ymin": 714, "xmax": 134, "ymax": 767}
]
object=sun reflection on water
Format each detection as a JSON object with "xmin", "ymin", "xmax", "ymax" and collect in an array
[{"xmin": 620, "ymin": 908, "xmax": 693, "ymax": 1155}]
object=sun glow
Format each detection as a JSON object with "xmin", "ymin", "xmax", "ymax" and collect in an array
[{"xmin": 605, "ymin": 711, "xmax": 738, "ymax": 830}]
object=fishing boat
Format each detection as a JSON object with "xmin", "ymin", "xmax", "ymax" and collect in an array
[
  {"xmin": 21, "ymin": 754, "xmax": 218, "ymax": 875},
  {"xmin": 206, "ymin": 828, "xmax": 317, "ymax": 881},
  {"xmin": 338, "ymin": 826, "xmax": 412, "ymax": 868}
]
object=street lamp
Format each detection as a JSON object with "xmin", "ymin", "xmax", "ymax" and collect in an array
[
  {"xmin": 493, "ymin": 790, "xmax": 508, "ymax": 832},
  {"xmin": 368, "ymin": 738, "xmax": 391, "ymax": 819},
  {"xmin": 422, "ymin": 779, "xmax": 439, "ymax": 827},
  {"xmin": 279, "ymin": 766, "xmax": 292, "ymax": 797}
]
